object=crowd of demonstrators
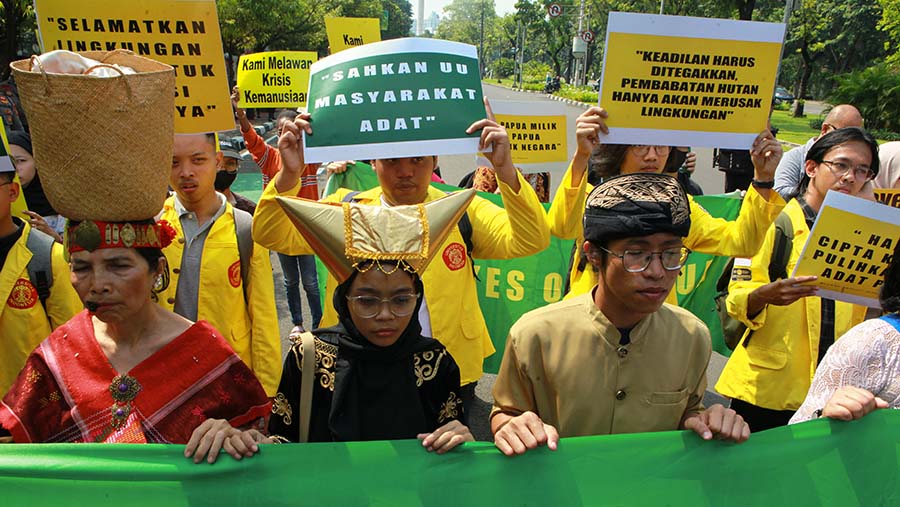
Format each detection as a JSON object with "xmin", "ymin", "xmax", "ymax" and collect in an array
[
  {"xmin": 158, "ymin": 133, "xmax": 281, "ymax": 397},
  {"xmin": 773, "ymin": 104, "xmax": 864, "ymax": 199},
  {"xmin": 7, "ymin": 131, "xmax": 65, "ymax": 242},
  {"xmin": 0, "ymin": 160, "xmax": 80, "ymax": 395},
  {"xmin": 716, "ymin": 128, "xmax": 877, "ymax": 431},
  {"xmin": 4, "ymin": 45, "xmax": 900, "ymax": 470},
  {"xmin": 262, "ymin": 192, "xmax": 473, "ymax": 453},
  {"xmin": 491, "ymin": 173, "xmax": 749, "ymax": 456},
  {"xmin": 232, "ymin": 86, "xmax": 322, "ymax": 337},
  {"xmin": 252, "ymin": 99, "xmax": 550, "ymax": 413},
  {"xmin": 547, "ymin": 106, "xmax": 785, "ymax": 301},
  {"xmin": 790, "ymin": 238, "xmax": 900, "ymax": 424}
]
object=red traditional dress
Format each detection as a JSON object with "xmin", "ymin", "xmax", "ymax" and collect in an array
[{"xmin": 0, "ymin": 311, "xmax": 271, "ymax": 443}]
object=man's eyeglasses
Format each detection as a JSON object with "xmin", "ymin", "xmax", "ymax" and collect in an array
[
  {"xmin": 347, "ymin": 293, "xmax": 420, "ymax": 318},
  {"xmin": 631, "ymin": 145, "xmax": 671, "ymax": 157},
  {"xmin": 820, "ymin": 160, "xmax": 874, "ymax": 181},
  {"xmin": 598, "ymin": 246, "xmax": 690, "ymax": 273}
]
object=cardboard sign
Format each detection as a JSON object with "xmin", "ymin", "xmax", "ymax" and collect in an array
[
  {"xmin": 304, "ymin": 38, "xmax": 484, "ymax": 163},
  {"xmin": 874, "ymin": 188, "xmax": 900, "ymax": 209},
  {"xmin": 792, "ymin": 192, "xmax": 900, "ymax": 308},
  {"xmin": 597, "ymin": 12, "xmax": 785, "ymax": 149},
  {"xmin": 34, "ymin": 0, "xmax": 233, "ymax": 133},
  {"xmin": 473, "ymin": 100, "xmax": 570, "ymax": 197},
  {"xmin": 237, "ymin": 51, "xmax": 317, "ymax": 108},
  {"xmin": 325, "ymin": 17, "xmax": 381, "ymax": 53}
]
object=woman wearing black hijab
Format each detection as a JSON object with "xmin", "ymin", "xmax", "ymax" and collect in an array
[{"xmin": 262, "ymin": 190, "xmax": 476, "ymax": 454}]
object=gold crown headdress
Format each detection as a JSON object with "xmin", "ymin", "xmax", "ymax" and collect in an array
[{"xmin": 275, "ymin": 189, "xmax": 476, "ymax": 282}]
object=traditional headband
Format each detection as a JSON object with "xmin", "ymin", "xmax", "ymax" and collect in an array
[
  {"xmin": 275, "ymin": 189, "xmax": 476, "ymax": 283},
  {"xmin": 67, "ymin": 219, "xmax": 178, "ymax": 253}
]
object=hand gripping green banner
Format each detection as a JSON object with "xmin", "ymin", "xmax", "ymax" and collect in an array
[{"xmin": 3, "ymin": 411, "xmax": 900, "ymax": 506}]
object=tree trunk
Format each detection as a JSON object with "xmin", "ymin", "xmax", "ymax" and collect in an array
[
  {"xmin": 736, "ymin": 0, "xmax": 756, "ymax": 21},
  {"xmin": 793, "ymin": 63, "xmax": 812, "ymax": 117},
  {"xmin": 0, "ymin": 0, "xmax": 21, "ymax": 81}
]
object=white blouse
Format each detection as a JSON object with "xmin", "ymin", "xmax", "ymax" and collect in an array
[{"xmin": 790, "ymin": 317, "xmax": 900, "ymax": 424}]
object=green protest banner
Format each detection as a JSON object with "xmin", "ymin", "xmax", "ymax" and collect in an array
[
  {"xmin": 304, "ymin": 38, "xmax": 484, "ymax": 163},
  {"xmin": 319, "ymin": 166, "xmax": 742, "ymax": 367},
  {"xmin": 675, "ymin": 192, "xmax": 742, "ymax": 356},
  {"xmin": 3, "ymin": 411, "xmax": 899, "ymax": 506}
]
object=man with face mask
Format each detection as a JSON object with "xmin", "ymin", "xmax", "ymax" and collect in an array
[{"xmin": 216, "ymin": 140, "xmax": 256, "ymax": 215}]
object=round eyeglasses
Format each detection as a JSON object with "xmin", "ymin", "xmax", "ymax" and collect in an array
[
  {"xmin": 598, "ymin": 246, "xmax": 690, "ymax": 273},
  {"xmin": 346, "ymin": 293, "xmax": 421, "ymax": 318}
]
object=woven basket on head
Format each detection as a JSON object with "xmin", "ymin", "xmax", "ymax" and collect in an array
[{"xmin": 10, "ymin": 50, "xmax": 175, "ymax": 221}]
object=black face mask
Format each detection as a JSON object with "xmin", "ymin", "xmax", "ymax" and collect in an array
[{"xmin": 214, "ymin": 170, "xmax": 237, "ymax": 191}]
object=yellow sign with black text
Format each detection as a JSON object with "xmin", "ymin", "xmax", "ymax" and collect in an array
[
  {"xmin": 602, "ymin": 33, "xmax": 781, "ymax": 132},
  {"xmin": 34, "ymin": 0, "xmax": 233, "ymax": 133},
  {"xmin": 325, "ymin": 17, "xmax": 381, "ymax": 53},
  {"xmin": 793, "ymin": 193, "xmax": 900, "ymax": 308},
  {"xmin": 237, "ymin": 51, "xmax": 317, "ymax": 108},
  {"xmin": 874, "ymin": 189, "xmax": 900, "ymax": 209},
  {"xmin": 495, "ymin": 114, "xmax": 568, "ymax": 164}
]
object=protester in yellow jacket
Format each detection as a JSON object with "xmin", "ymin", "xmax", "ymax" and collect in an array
[
  {"xmin": 716, "ymin": 127, "xmax": 877, "ymax": 431},
  {"xmin": 252, "ymin": 107, "xmax": 550, "ymax": 399},
  {"xmin": 548, "ymin": 106, "xmax": 787, "ymax": 302},
  {"xmin": 0, "ymin": 221, "xmax": 81, "ymax": 395},
  {"xmin": 160, "ymin": 133, "xmax": 281, "ymax": 396}
]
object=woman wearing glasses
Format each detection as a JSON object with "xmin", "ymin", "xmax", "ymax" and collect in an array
[
  {"xmin": 548, "ymin": 106, "xmax": 785, "ymax": 300},
  {"xmin": 261, "ymin": 192, "xmax": 474, "ymax": 453},
  {"xmin": 716, "ymin": 127, "xmax": 877, "ymax": 431}
]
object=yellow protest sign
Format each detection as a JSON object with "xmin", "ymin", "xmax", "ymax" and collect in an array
[
  {"xmin": 34, "ymin": 0, "xmax": 232, "ymax": 133},
  {"xmin": 325, "ymin": 17, "xmax": 381, "ymax": 53},
  {"xmin": 0, "ymin": 127, "xmax": 29, "ymax": 216},
  {"xmin": 793, "ymin": 192, "xmax": 900, "ymax": 308},
  {"xmin": 496, "ymin": 113, "xmax": 568, "ymax": 165},
  {"xmin": 598, "ymin": 13, "xmax": 785, "ymax": 149},
  {"xmin": 874, "ymin": 188, "xmax": 900, "ymax": 209},
  {"xmin": 237, "ymin": 51, "xmax": 317, "ymax": 108}
]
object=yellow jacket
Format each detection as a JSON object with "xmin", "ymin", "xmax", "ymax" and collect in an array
[
  {"xmin": 547, "ymin": 161, "xmax": 787, "ymax": 302},
  {"xmin": 0, "ymin": 222, "xmax": 81, "ymax": 394},
  {"xmin": 252, "ymin": 173, "xmax": 550, "ymax": 385},
  {"xmin": 715, "ymin": 199, "xmax": 867, "ymax": 411},
  {"xmin": 158, "ymin": 197, "xmax": 281, "ymax": 396}
]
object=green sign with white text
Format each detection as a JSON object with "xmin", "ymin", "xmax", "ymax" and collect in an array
[{"xmin": 304, "ymin": 38, "xmax": 485, "ymax": 163}]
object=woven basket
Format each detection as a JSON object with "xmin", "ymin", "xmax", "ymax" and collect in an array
[{"xmin": 10, "ymin": 50, "xmax": 175, "ymax": 221}]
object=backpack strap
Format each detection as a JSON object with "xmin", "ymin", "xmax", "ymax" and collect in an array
[
  {"xmin": 744, "ymin": 211, "xmax": 794, "ymax": 348},
  {"xmin": 298, "ymin": 331, "xmax": 317, "ymax": 443},
  {"xmin": 233, "ymin": 207, "xmax": 254, "ymax": 302},
  {"xmin": 767, "ymin": 212, "xmax": 794, "ymax": 282},
  {"xmin": 25, "ymin": 227, "xmax": 55, "ymax": 312}
]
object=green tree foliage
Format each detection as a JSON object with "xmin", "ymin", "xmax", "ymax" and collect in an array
[
  {"xmin": 879, "ymin": 0, "xmax": 900, "ymax": 63},
  {"xmin": 829, "ymin": 63, "xmax": 900, "ymax": 132},
  {"xmin": 218, "ymin": 0, "xmax": 412, "ymax": 83},
  {"xmin": 0, "ymin": 0, "xmax": 37, "ymax": 80},
  {"xmin": 783, "ymin": 0, "xmax": 886, "ymax": 105},
  {"xmin": 435, "ymin": 0, "xmax": 499, "ymax": 73}
]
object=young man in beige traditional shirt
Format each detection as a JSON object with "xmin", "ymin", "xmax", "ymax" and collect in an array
[{"xmin": 491, "ymin": 172, "xmax": 751, "ymax": 456}]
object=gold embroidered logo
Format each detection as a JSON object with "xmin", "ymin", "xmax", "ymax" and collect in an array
[
  {"xmin": 442, "ymin": 243, "xmax": 466, "ymax": 271},
  {"xmin": 7, "ymin": 278, "xmax": 38, "ymax": 310},
  {"xmin": 228, "ymin": 260, "xmax": 241, "ymax": 288}
]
